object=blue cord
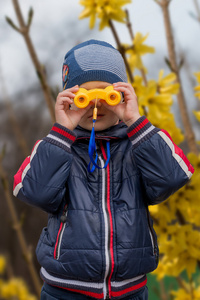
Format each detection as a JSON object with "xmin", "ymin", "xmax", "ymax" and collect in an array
[{"xmin": 88, "ymin": 120, "xmax": 110, "ymax": 173}]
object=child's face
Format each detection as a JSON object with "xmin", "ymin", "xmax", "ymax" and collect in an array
[{"xmin": 71, "ymin": 81, "xmax": 121, "ymax": 131}]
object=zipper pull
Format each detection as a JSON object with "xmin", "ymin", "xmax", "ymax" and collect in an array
[
  {"xmin": 60, "ymin": 215, "xmax": 67, "ymax": 223},
  {"xmin": 60, "ymin": 206, "xmax": 68, "ymax": 223}
]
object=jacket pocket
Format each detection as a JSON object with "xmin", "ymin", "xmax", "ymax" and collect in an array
[
  {"xmin": 145, "ymin": 207, "xmax": 159, "ymax": 264},
  {"xmin": 54, "ymin": 204, "xmax": 68, "ymax": 260}
]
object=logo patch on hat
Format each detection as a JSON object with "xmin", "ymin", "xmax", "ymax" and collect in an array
[{"xmin": 62, "ymin": 64, "xmax": 69, "ymax": 85}]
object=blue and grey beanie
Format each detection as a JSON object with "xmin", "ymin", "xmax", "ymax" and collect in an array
[{"xmin": 62, "ymin": 39, "xmax": 127, "ymax": 89}]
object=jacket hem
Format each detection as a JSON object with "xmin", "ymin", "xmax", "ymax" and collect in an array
[{"xmin": 40, "ymin": 267, "xmax": 147, "ymax": 299}]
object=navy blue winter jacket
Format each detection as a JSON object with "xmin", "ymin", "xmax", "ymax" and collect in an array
[{"xmin": 13, "ymin": 116, "xmax": 194, "ymax": 299}]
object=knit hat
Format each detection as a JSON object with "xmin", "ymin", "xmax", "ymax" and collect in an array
[{"xmin": 62, "ymin": 39, "xmax": 127, "ymax": 89}]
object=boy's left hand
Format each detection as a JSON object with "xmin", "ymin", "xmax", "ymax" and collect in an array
[{"xmin": 102, "ymin": 82, "xmax": 141, "ymax": 127}]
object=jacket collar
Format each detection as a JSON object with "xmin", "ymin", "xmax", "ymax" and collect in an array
[{"xmin": 74, "ymin": 122, "xmax": 128, "ymax": 141}]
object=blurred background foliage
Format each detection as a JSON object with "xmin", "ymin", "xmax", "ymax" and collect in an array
[{"xmin": 0, "ymin": 0, "xmax": 200, "ymax": 299}]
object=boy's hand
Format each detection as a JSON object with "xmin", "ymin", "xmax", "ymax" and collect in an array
[
  {"xmin": 102, "ymin": 82, "xmax": 141, "ymax": 127},
  {"xmin": 55, "ymin": 85, "xmax": 90, "ymax": 131}
]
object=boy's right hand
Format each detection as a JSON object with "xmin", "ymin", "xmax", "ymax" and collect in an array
[{"xmin": 55, "ymin": 85, "xmax": 90, "ymax": 131}]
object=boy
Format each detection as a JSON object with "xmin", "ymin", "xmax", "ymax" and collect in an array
[{"xmin": 13, "ymin": 40, "xmax": 194, "ymax": 300}]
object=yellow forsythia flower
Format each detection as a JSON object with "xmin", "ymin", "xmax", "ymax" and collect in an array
[
  {"xmin": 171, "ymin": 284, "xmax": 200, "ymax": 300},
  {"xmin": 194, "ymin": 72, "xmax": 200, "ymax": 99},
  {"xmin": 124, "ymin": 32, "xmax": 155, "ymax": 72},
  {"xmin": 151, "ymin": 153, "xmax": 200, "ymax": 280},
  {"xmin": 158, "ymin": 69, "xmax": 179, "ymax": 95},
  {"xmin": 79, "ymin": 0, "xmax": 131, "ymax": 30},
  {"xmin": 132, "ymin": 75, "xmax": 146, "ymax": 97},
  {"xmin": 133, "ymin": 75, "xmax": 183, "ymax": 144},
  {"xmin": 193, "ymin": 110, "xmax": 200, "ymax": 122},
  {"xmin": 193, "ymin": 72, "xmax": 200, "ymax": 122},
  {"xmin": 0, "ymin": 278, "xmax": 37, "ymax": 300}
]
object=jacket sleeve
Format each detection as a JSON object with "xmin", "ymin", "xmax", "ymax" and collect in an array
[
  {"xmin": 13, "ymin": 123, "xmax": 76, "ymax": 213},
  {"xmin": 127, "ymin": 116, "xmax": 194, "ymax": 205}
]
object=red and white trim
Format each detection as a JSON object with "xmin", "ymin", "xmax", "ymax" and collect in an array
[
  {"xmin": 41, "ymin": 267, "xmax": 104, "ymax": 289},
  {"xmin": 111, "ymin": 276, "xmax": 147, "ymax": 298},
  {"xmin": 51, "ymin": 125, "xmax": 76, "ymax": 143},
  {"xmin": 40, "ymin": 267, "xmax": 104, "ymax": 299},
  {"xmin": 127, "ymin": 116, "xmax": 159, "ymax": 148},
  {"xmin": 44, "ymin": 123, "xmax": 76, "ymax": 153},
  {"xmin": 46, "ymin": 134, "xmax": 72, "ymax": 149},
  {"xmin": 158, "ymin": 130, "xmax": 194, "ymax": 178},
  {"xmin": 40, "ymin": 267, "xmax": 147, "ymax": 300},
  {"xmin": 13, "ymin": 140, "xmax": 42, "ymax": 197},
  {"xmin": 111, "ymin": 274, "xmax": 145, "ymax": 288}
]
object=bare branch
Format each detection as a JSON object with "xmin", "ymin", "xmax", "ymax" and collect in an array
[
  {"xmin": 125, "ymin": 9, "xmax": 134, "ymax": 41},
  {"xmin": 160, "ymin": 0, "xmax": 171, "ymax": 7},
  {"xmin": 27, "ymin": 7, "xmax": 34, "ymax": 29},
  {"xmin": 0, "ymin": 144, "xmax": 6, "ymax": 163},
  {"xmin": 5, "ymin": 16, "xmax": 20, "ymax": 32},
  {"xmin": 154, "ymin": 0, "xmax": 172, "ymax": 7},
  {"xmin": 159, "ymin": 280, "xmax": 168, "ymax": 300},
  {"xmin": 11, "ymin": 0, "xmax": 55, "ymax": 122},
  {"xmin": 160, "ymin": 0, "xmax": 198, "ymax": 154},
  {"xmin": 108, "ymin": 19, "xmax": 134, "ymax": 83},
  {"xmin": 153, "ymin": 0, "xmax": 161, "ymax": 4},
  {"xmin": 176, "ymin": 276, "xmax": 190, "ymax": 293},
  {"xmin": 164, "ymin": 57, "xmax": 174, "ymax": 72},
  {"xmin": 193, "ymin": 0, "xmax": 200, "ymax": 23}
]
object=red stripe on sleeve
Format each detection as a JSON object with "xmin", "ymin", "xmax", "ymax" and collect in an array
[
  {"xmin": 13, "ymin": 156, "xmax": 30, "ymax": 191},
  {"xmin": 13, "ymin": 140, "xmax": 41, "ymax": 192},
  {"xmin": 31, "ymin": 140, "xmax": 41, "ymax": 152},
  {"xmin": 161, "ymin": 129, "xmax": 194, "ymax": 174},
  {"xmin": 52, "ymin": 126, "xmax": 76, "ymax": 142},
  {"xmin": 127, "ymin": 118, "xmax": 149, "ymax": 138}
]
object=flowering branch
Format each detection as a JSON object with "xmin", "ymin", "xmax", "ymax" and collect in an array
[{"xmin": 125, "ymin": 10, "xmax": 148, "ymax": 86}]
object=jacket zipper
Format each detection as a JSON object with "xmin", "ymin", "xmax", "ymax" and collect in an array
[
  {"xmin": 99, "ymin": 142, "xmax": 113, "ymax": 300},
  {"xmin": 54, "ymin": 204, "xmax": 68, "ymax": 260},
  {"xmin": 99, "ymin": 156, "xmax": 111, "ymax": 299},
  {"xmin": 145, "ymin": 207, "xmax": 158, "ymax": 263}
]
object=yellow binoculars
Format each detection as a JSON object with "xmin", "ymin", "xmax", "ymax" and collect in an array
[{"xmin": 74, "ymin": 86, "xmax": 121, "ymax": 108}]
